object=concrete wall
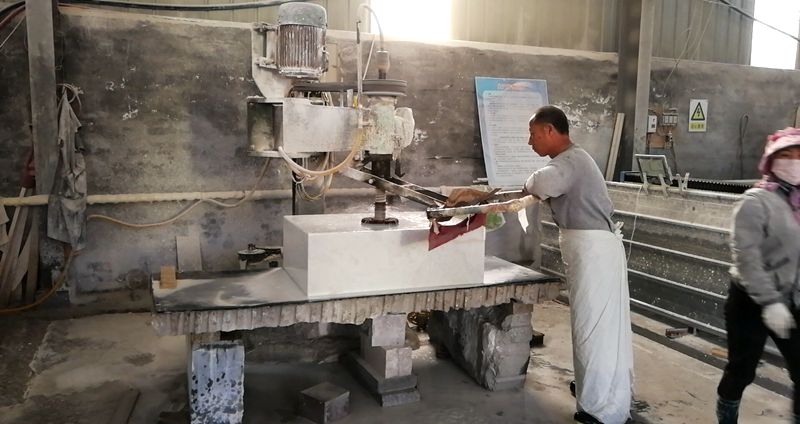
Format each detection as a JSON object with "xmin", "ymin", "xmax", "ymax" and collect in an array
[
  {"xmin": 648, "ymin": 59, "xmax": 800, "ymax": 180},
  {"xmin": 1, "ymin": 7, "xmax": 798, "ymax": 293}
]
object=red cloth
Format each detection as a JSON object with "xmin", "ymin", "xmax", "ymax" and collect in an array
[{"xmin": 428, "ymin": 213, "xmax": 486, "ymax": 251}]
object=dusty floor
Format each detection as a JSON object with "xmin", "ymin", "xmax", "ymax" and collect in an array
[{"xmin": 0, "ymin": 301, "xmax": 792, "ymax": 424}]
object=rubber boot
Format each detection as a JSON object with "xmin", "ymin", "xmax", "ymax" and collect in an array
[{"xmin": 716, "ymin": 397, "xmax": 740, "ymax": 424}]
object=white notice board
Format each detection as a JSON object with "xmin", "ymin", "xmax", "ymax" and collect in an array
[{"xmin": 475, "ymin": 77, "xmax": 550, "ymax": 188}]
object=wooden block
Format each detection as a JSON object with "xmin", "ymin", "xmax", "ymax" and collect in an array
[
  {"xmin": 443, "ymin": 290, "xmax": 455, "ymax": 311},
  {"xmin": 322, "ymin": 301, "xmax": 335, "ymax": 323},
  {"xmin": 434, "ymin": 292, "xmax": 445, "ymax": 311},
  {"xmin": 710, "ymin": 347, "xmax": 728, "ymax": 360},
  {"xmin": 414, "ymin": 292, "xmax": 426, "ymax": 312},
  {"xmin": 159, "ymin": 266, "xmax": 177, "ymax": 289},
  {"xmin": 310, "ymin": 302, "xmax": 323, "ymax": 323},
  {"xmin": 355, "ymin": 298, "xmax": 370, "ymax": 324},
  {"xmin": 341, "ymin": 299, "xmax": 357, "ymax": 324},
  {"xmin": 454, "ymin": 290, "xmax": 466, "ymax": 310},
  {"xmin": 399, "ymin": 294, "xmax": 415, "ymax": 313},
  {"xmin": 425, "ymin": 292, "xmax": 436, "ymax": 311},
  {"xmin": 296, "ymin": 303, "xmax": 311, "ymax": 323},
  {"xmin": 280, "ymin": 304, "xmax": 297, "ymax": 326},
  {"xmin": 368, "ymin": 297, "xmax": 384, "ymax": 319}
]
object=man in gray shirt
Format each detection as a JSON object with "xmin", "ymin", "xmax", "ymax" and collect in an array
[{"xmin": 523, "ymin": 106, "xmax": 633, "ymax": 424}]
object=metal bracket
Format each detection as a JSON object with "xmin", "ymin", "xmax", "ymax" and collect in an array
[
  {"xmin": 339, "ymin": 167, "xmax": 447, "ymax": 208},
  {"xmin": 641, "ymin": 172, "xmax": 669, "ymax": 197},
  {"xmin": 676, "ymin": 172, "xmax": 690, "ymax": 195}
]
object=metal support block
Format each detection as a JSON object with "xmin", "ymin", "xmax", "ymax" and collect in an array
[
  {"xmin": 298, "ymin": 382, "xmax": 350, "ymax": 424},
  {"xmin": 189, "ymin": 340, "xmax": 244, "ymax": 424}
]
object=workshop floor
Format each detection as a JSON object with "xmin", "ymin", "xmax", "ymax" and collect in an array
[{"xmin": 0, "ymin": 301, "xmax": 792, "ymax": 424}]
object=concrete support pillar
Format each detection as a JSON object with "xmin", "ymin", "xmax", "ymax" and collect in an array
[
  {"xmin": 344, "ymin": 314, "xmax": 420, "ymax": 406},
  {"xmin": 427, "ymin": 302, "xmax": 534, "ymax": 391},
  {"xmin": 25, "ymin": 0, "xmax": 59, "ymax": 195},
  {"xmin": 615, "ymin": 0, "xmax": 656, "ymax": 179},
  {"xmin": 188, "ymin": 335, "xmax": 244, "ymax": 424}
]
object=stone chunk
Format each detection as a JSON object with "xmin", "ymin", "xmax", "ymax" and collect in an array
[{"xmin": 298, "ymin": 382, "xmax": 350, "ymax": 424}]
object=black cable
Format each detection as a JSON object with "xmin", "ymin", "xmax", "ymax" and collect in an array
[
  {"xmin": 59, "ymin": 0, "xmax": 309, "ymax": 12},
  {"xmin": 716, "ymin": 0, "xmax": 800, "ymax": 44},
  {"xmin": 738, "ymin": 114, "xmax": 749, "ymax": 179}
]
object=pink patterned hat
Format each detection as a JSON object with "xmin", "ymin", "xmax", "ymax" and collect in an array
[{"xmin": 758, "ymin": 127, "xmax": 800, "ymax": 175}]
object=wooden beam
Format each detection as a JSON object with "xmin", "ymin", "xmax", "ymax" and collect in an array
[
  {"xmin": 25, "ymin": 0, "xmax": 59, "ymax": 195},
  {"xmin": 605, "ymin": 113, "xmax": 625, "ymax": 181}
]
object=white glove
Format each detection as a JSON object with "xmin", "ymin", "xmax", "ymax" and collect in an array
[{"xmin": 762, "ymin": 303, "xmax": 796, "ymax": 339}]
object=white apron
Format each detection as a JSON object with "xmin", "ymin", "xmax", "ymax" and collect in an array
[{"xmin": 559, "ymin": 228, "xmax": 634, "ymax": 424}]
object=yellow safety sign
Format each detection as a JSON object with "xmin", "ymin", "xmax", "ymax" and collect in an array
[{"xmin": 691, "ymin": 102, "xmax": 705, "ymax": 121}]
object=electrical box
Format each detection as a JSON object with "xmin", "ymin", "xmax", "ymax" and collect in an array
[
  {"xmin": 647, "ymin": 115, "xmax": 658, "ymax": 133},
  {"xmin": 660, "ymin": 109, "xmax": 679, "ymax": 127}
]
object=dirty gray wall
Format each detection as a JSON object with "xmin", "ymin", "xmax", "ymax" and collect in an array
[
  {"xmin": 1, "ymin": 7, "xmax": 798, "ymax": 294},
  {"xmin": 648, "ymin": 59, "xmax": 800, "ymax": 180}
]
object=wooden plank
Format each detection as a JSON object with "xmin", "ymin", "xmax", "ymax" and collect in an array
[
  {"xmin": 454, "ymin": 289, "xmax": 466, "ymax": 310},
  {"xmin": 236, "ymin": 309, "xmax": 251, "ymax": 330},
  {"xmin": 605, "ymin": 113, "xmax": 625, "ymax": 180},
  {"xmin": 195, "ymin": 312, "xmax": 209, "ymax": 334},
  {"xmin": 414, "ymin": 292, "xmax": 427, "ymax": 311},
  {"xmin": 475, "ymin": 287, "xmax": 489, "ymax": 308},
  {"xmin": 159, "ymin": 266, "xmax": 177, "ymax": 289},
  {"xmin": 322, "ymin": 300, "xmax": 335, "ymax": 323},
  {"xmin": 425, "ymin": 292, "xmax": 436, "ymax": 311},
  {"xmin": 434, "ymin": 291, "xmax": 445, "ymax": 311},
  {"xmin": 208, "ymin": 310, "xmax": 222, "ymax": 333},
  {"xmin": 295, "ymin": 303, "xmax": 311, "ymax": 323},
  {"xmin": 355, "ymin": 297, "xmax": 370, "ymax": 323},
  {"xmin": 368, "ymin": 297, "xmax": 384, "ymax": 319},
  {"xmin": 398, "ymin": 294, "xmax": 417, "ymax": 314},
  {"xmin": 513, "ymin": 284, "xmax": 526, "ymax": 301},
  {"xmin": 221, "ymin": 311, "xmax": 236, "ymax": 332},
  {"xmin": 332, "ymin": 300, "xmax": 344, "ymax": 323},
  {"xmin": 309, "ymin": 302, "xmax": 323, "ymax": 323},
  {"xmin": 24, "ymin": 215, "xmax": 38, "ymax": 304},
  {"xmin": 0, "ymin": 189, "xmax": 29, "ymax": 306},
  {"xmin": 279, "ymin": 304, "xmax": 296, "ymax": 326},
  {"xmin": 495, "ymin": 285, "xmax": 508, "ymax": 304},
  {"xmin": 263, "ymin": 306, "xmax": 281, "ymax": 327},
  {"xmin": 9, "ymin": 230, "xmax": 31, "ymax": 294},
  {"xmin": 26, "ymin": 0, "xmax": 59, "ymax": 195},
  {"xmin": 484, "ymin": 286, "xmax": 497, "ymax": 307},
  {"xmin": 175, "ymin": 235, "xmax": 203, "ymax": 272},
  {"xmin": 443, "ymin": 290, "xmax": 456, "ymax": 311},
  {"xmin": 341, "ymin": 299, "xmax": 356, "ymax": 324}
]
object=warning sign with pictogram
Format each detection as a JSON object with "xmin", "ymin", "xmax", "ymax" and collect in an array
[{"xmin": 689, "ymin": 99, "xmax": 708, "ymax": 132}]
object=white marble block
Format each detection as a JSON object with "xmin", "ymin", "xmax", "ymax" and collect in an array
[{"xmin": 283, "ymin": 213, "xmax": 485, "ymax": 299}]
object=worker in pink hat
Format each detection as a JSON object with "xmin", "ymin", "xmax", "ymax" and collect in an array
[{"xmin": 717, "ymin": 127, "xmax": 800, "ymax": 423}]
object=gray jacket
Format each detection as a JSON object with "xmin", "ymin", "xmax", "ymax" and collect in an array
[{"xmin": 730, "ymin": 188, "xmax": 800, "ymax": 307}]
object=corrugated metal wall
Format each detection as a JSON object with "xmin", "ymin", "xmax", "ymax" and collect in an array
[
  {"xmin": 91, "ymin": 0, "xmax": 366, "ymax": 31},
  {"xmin": 451, "ymin": 0, "xmax": 754, "ymax": 64},
  {"xmin": 90, "ymin": 0, "xmax": 755, "ymax": 65}
]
